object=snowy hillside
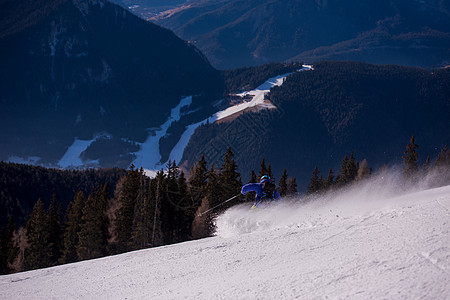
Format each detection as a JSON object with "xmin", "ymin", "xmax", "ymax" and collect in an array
[{"xmin": 1, "ymin": 173, "xmax": 449, "ymax": 299}]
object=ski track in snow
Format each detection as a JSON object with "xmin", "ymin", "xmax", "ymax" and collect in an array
[{"xmin": 1, "ymin": 177, "xmax": 449, "ymax": 299}]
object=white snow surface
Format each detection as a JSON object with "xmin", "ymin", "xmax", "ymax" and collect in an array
[
  {"xmin": 215, "ymin": 65, "xmax": 311, "ymax": 121},
  {"xmin": 214, "ymin": 72, "xmax": 288, "ymax": 120},
  {"xmin": 133, "ymin": 96, "xmax": 193, "ymax": 172},
  {"xmin": 58, "ymin": 137, "xmax": 97, "ymax": 168},
  {"xmin": 2, "ymin": 172, "xmax": 449, "ymax": 299}
]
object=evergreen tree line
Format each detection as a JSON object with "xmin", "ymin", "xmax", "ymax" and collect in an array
[
  {"xmin": 401, "ymin": 136, "xmax": 450, "ymax": 184},
  {"xmin": 0, "ymin": 148, "xmax": 298, "ymax": 274},
  {"xmin": 306, "ymin": 151, "xmax": 371, "ymax": 195},
  {"xmin": 306, "ymin": 136, "xmax": 450, "ymax": 195},
  {"xmin": 0, "ymin": 162, "xmax": 126, "ymax": 228}
]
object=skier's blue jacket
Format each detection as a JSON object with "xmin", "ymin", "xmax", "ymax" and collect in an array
[{"xmin": 241, "ymin": 179, "xmax": 280, "ymax": 205}]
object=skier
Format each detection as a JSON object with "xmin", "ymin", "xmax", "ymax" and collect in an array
[{"xmin": 241, "ymin": 175, "xmax": 280, "ymax": 209}]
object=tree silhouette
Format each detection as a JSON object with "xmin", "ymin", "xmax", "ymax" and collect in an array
[
  {"xmin": 403, "ymin": 135, "xmax": 419, "ymax": 178},
  {"xmin": 25, "ymin": 199, "xmax": 52, "ymax": 270},
  {"xmin": 307, "ymin": 167, "xmax": 322, "ymax": 195},
  {"xmin": 278, "ymin": 169, "xmax": 288, "ymax": 196},
  {"xmin": 61, "ymin": 191, "xmax": 85, "ymax": 264},
  {"xmin": 324, "ymin": 168, "xmax": 335, "ymax": 189}
]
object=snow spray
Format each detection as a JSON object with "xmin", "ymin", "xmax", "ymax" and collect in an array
[{"xmin": 214, "ymin": 166, "xmax": 448, "ymax": 238}]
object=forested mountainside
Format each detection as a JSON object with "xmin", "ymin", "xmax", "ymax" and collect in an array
[
  {"xmin": 182, "ymin": 61, "xmax": 450, "ymax": 188},
  {"xmin": 0, "ymin": 162, "xmax": 126, "ymax": 227},
  {"xmin": 152, "ymin": 0, "xmax": 450, "ymax": 69},
  {"xmin": 0, "ymin": 0, "xmax": 223, "ymax": 167}
]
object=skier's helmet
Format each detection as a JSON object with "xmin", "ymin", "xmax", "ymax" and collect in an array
[{"xmin": 260, "ymin": 175, "xmax": 271, "ymax": 182}]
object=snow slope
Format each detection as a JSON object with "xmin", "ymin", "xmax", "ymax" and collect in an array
[
  {"xmin": 132, "ymin": 96, "xmax": 193, "ymax": 170},
  {"xmin": 1, "ymin": 175, "xmax": 449, "ymax": 299},
  {"xmin": 58, "ymin": 137, "xmax": 99, "ymax": 168}
]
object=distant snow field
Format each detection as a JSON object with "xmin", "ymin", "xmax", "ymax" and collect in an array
[{"xmin": 1, "ymin": 171, "xmax": 449, "ymax": 299}]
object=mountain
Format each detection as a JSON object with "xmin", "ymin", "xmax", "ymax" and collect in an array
[
  {"xmin": 152, "ymin": 0, "xmax": 450, "ymax": 69},
  {"xmin": 182, "ymin": 61, "xmax": 450, "ymax": 188},
  {"xmin": 2, "ymin": 179, "xmax": 449, "ymax": 298},
  {"xmin": 0, "ymin": 0, "xmax": 223, "ymax": 168}
]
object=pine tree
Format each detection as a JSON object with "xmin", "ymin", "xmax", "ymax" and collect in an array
[
  {"xmin": 160, "ymin": 161, "xmax": 180, "ymax": 244},
  {"xmin": 176, "ymin": 171, "xmax": 192, "ymax": 241},
  {"xmin": 9, "ymin": 226, "xmax": 27, "ymax": 273},
  {"xmin": 150, "ymin": 171, "xmax": 164, "ymax": 247},
  {"xmin": 0, "ymin": 217, "xmax": 16, "ymax": 274},
  {"xmin": 267, "ymin": 163, "xmax": 274, "ymax": 181},
  {"xmin": 192, "ymin": 164, "xmax": 219, "ymax": 238},
  {"xmin": 335, "ymin": 174, "xmax": 341, "ymax": 185},
  {"xmin": 61, "ymin": 191, "xmax": 85, "ymax": 264},
  {"xmin": 324, "ymin": 168, "xmax": 334, "ymax": 189},
  {"xmin": 337, "ymin": 152, "xmax": 358, "ymax": 187},
  {"xmin": 258, "ymin": 157, "xmax": 268, "ymax": 179},
  {"xmin": 250, "ymin": 170, "xmax": 257, "ymax": 183},
  {"xmin": 278, "ymin": 169, "xmax": 288, "ymax": 197},
  {"xmin": 129, "ymin": 171, "xmax": 149, "ymax": 250},
  {"xmin": 189, "ymin": 155, "xmax": 208, "ymax": 207},
  {"xmin": 218, "ymin": 147, "xmax": 241, "ymax": 209},
  {"xmin": 77, "ymin": 184, "xmax": 110, "ymax": 260},
  {"xmin": 346, "ymin": 152, "xmax": 358, "ymax": 182},
  {"xmin": 77, "ymin": 193, "xmax": 101, "ymax": 260},
  {"xmin": 163, "ymin": 162, "xmax": 189, "ymax": 244},
  {"xmin": 307, "ymin": 167, "xmax": 322, "ymax": 195},
  {"xmin": 106, "ymin": 176, "xmax": 126, "ymax": 254},
  {"xmin": 435, "ymin": 145, "xmax": 449, "ymax": 167},
  {"xmin": 286, "ymin": 177, "xmax": 298, "ymax": 196},
  {"xmin": 434, "ymin": 145, "xmax": 450, "ymax": 185},
  {"xmin": 114, "ymin": 165, "xmax": 142, "ymax": 252},
  {"xmin": 47, "ymin": 194, "xmax": 63, "ymax": 264},
  {"xmin": 403, "ymin": 135, "xmax": 419, "ymax": 178},
  {"xmin": 206, "ymin": 164, "xmax": 221, "ymax": 234},
  {"xmin": 97, "ymin": 184, "xmax": 111, "ymax": 251},
  {"xmin": 336, "ymin": 155, "xmax": 349, "ymax": 186},
  {"xmin": 25, "ymin": 199, "xmax": 52, "ymax": 270}
]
